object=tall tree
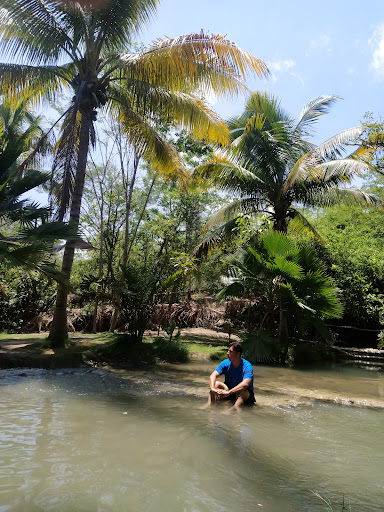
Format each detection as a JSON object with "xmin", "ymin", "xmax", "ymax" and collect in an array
[
  {"xmin": 0, "ymin": 0, "xmax": 268, "ymax": 346},
  {"xmin": 194, "ymin": 92, "xmax": 380, "ymax": 252}
]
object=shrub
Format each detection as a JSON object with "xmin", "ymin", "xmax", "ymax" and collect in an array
[{"xmin": 153, "ymin": 337, "xmax": 189, "ymax": 363}]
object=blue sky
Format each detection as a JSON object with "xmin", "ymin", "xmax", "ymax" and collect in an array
[{"xmin": 139, "ymin": 0, "xmax": 384, "ymax": 145}]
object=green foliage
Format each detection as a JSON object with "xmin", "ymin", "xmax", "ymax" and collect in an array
[
  {"xmin": 96, "ymin": 334, "xmax": 156, "ymax": 366},
  {"xmin": 241, "ymin": 330, "xmax": 280, "ymax": 364},
  {"xmin": 152, "ymin": 336, "xmax": 189, "ymax": 363},
  {"xmin": 0, "ymin": 266, "xmax": 56, "ymax": 331},
  {"xmin": 218, "ymin": 231, "xmax": 343, "ymax": 346},
  {"xmin": 194, "ymin": 92, "xmax": 379, "ymax": 256},
  {"xmin": 92, "ymin": 333, "xmax": 189, "ymax": 365},
  {"xmin": 360, "ymin": 112, "xmax": 384, "ymax": 175},
  {"xmin": 290, "ymin": 340, "xmax": 334, "ymax": 365},
  {"xmin": 0, "ymin": 96, "xmax": 76, "ymax": 279},
  {"xmin": 161, "ymin": 321, "xmax": 180, "ymax": 342},
  {"xmin": 306, "ymin": 204, "xmax": 384, "ymax": 329},
  {"xmin": 117, "ymin": 262, "xmax": 158, "ymax": 340},
  {"xmin": 169, "ymin": 130, "xmax": 214, "ymax": 167}
]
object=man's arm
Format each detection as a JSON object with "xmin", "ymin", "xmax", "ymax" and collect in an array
[
  {"xmin": 219, "ymin": 378, "xmax": 251, "ymax": 396},
  {"xmin": 209, "ymin": 370, "xmax": 220, "ymax": 391}
]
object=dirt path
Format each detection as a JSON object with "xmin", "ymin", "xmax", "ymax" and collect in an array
[{"xmin": 144, "ymin": 327, "xmax": 240, "ymax": 341}]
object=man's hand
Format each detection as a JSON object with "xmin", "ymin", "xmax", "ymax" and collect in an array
[{"xmin": 216, "ymin": 389, "xmax": 230, "ymax": 397}]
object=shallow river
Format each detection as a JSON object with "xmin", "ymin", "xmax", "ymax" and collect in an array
[{"xmin": 0, "ymin": 362, "xmax": 383, "ymax": 512}]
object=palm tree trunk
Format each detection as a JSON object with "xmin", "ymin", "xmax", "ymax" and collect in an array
[
  {"xmin": 49, "ymin": 109, "xmax": 92, "ymax": 347},
  {"xmin": 273, "ymin": 216, "xmax": 288, "ymax": 233}
]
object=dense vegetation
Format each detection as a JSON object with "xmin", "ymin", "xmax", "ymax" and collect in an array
[{"xmin": 0, "ymin": 1, "xmax": 383, "ymax": 365}]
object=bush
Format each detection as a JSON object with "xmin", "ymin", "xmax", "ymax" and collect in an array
[
  {"xmin": 152, "ymin": 336, "xmax": 189, "ymax": 363},
  {"xmin": 0, "ymin": 267, "xmax": 57, "ymax": 331},
  {"xmin": 95, "ymin": 334, "xmax": 156, "ymax": 365},
  {"xmin": 290, "ymin": 341, "xmax": 334, "ymax": 365}
]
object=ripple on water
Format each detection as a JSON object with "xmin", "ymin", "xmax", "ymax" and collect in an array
[{"xmin": 0, "ymin": 367, "xmax": 383, "ymax": 512}]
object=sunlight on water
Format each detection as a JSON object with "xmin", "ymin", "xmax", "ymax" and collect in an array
[{"xmin": 0, "ymin": 366, "xmax": 383, "ymax": 512}]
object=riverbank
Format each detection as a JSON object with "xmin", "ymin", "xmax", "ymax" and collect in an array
[
  {"xmin": 1, "ymin": 330, "xmax": 383, "ymax": 409},
  {"xmin": 0, "ymin": 329, "xmax": 233, "ymax": 369}
]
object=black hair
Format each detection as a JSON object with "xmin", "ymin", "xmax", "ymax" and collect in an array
[{"xmin": 229, "ymin": 341, "xmax": 243, "ymax": 354}]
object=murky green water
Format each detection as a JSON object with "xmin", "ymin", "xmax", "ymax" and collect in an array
[{"xmin": 0, "ymin": 363, "xmax": 383, "ymax": 512}]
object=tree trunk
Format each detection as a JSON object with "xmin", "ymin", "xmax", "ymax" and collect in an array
[
  {"xmin": 49, "ymin": 109, "xmax": 92, "ymax": 347},
  {"xmin": 125, "ymin": 174, "xmax": 157, "ymax": 260},
  {"xmin": 278, "ymin": 306, "xmax": 290, "ymax": 363},
  {"xmin": 92, "ymin": 184, "xmax": 104, "ymax": 333},
  {"xmin": 273, "ymin": 216, "xmax": 288, "ymax": 233},
  {"xmin": 122, "ymin": 151, "xmax": 140, "ymax": 267}
]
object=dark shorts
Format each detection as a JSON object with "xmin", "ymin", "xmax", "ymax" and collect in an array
[{"xmin": 220, "ymin": 389, "xmax": 256, "ymax": 405}]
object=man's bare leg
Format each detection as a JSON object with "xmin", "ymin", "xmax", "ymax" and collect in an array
[
  {"xmin": 224, "ymin": 389, "xmax": 250, "ymax": 413},
  {"xmin": 200, "ymin": 382, "xmax": 228, "ymax": 409}
]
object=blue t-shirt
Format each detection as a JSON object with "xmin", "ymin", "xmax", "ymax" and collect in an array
[{"xmin": 215, "ymin": 358, "xmax": 254, "ymax": 392}]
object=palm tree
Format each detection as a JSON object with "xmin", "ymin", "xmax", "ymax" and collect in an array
[
  {"xmin": 0, "ymin": 1, "xmax": 268, "ymax": 346},
  {"xmin": 218, "ymin": 231, "xmax": 343, "ymax": 360},
  {"xmin": 194, "ymin": 92, "xmax": 379, "ymax": 251},
  {"xmin": 0, "ymin": 96, "xmax": 76, "ymax": 277}
]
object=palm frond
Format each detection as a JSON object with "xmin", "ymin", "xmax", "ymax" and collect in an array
[
  {"xmin": 193, "ymin": 152, "xmax": 262, "ymax": 193},
  {"xmin": 216, "ymin": 279, "xmax": 245, "ymax": 302},
  {"xmin": 241, "ymin": 330, "xmax": 280, "ymax": 364},
  {"xmin": 202, "ymin": 197, "xmax": 266, "ymax": 232},
  {"xmin": 107, "ymin": 95, "xmax": 188, "ymax": 183},
  {"xmin": 116, "ymin": 77, "xmax": 231, "ymax": 146},
  {"xmin": 0, "ymin": 63, "xmax": 67, "ymax": 102},
  {"xmin": 282, "ymin": 150, "xmax": 322, "ymax": 196},
  {"xmin": 1, "ymin": 169, "xmax": 49, "ymax": 204},
  {"xmin": 283, "ymin": 135, "xmax": 372, "ymax": 196},
  {"xmin": 193, "ymin": 217, "xmax": 240, "ymax": 258},
  {"xmin": 94, "ymin": 0, "xmax": 160, "ymax": 52},
  {"xmin": 0, "ymin": 0, "xmax": 75, "ymax": 64},
  {"xmin": 287, "ymin": 210, "xmax": 325, "ymax": 242},
  {"xmin": 18, "ymin": 221, "xmax": 79, "ymax": 243},
  {"xmin": 295, "ymin": 95, "xmax": 341, "ymax": 135},
  {"xmin": 241, "ymin": 92, "xmax": 290, "ymax": 126},
  {"xmin": 51, "ymin": 106, "xmax": 81, "ymax": 221},
  {"xmin": 315, "ymin": 158, "xmax": 374, "ymax": 184},
  {"xmin": 120, "ymin": 31, "xmax": 269, "ymax": 99},
  {"xmin": 261, "ymin": 231, "xmax": 296, "ymax": 257},
  {"xmin": 313, "ymin": 126, "xmax": 365, "ymax": 161},
  {"xmin": 306, "ymin": 186, "xmax": 383, "ymax": 208}
]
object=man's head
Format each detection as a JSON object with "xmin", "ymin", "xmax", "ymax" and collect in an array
[{"xmin": 227, "ymin": 341, "xmax": 243, "ymax": 364}]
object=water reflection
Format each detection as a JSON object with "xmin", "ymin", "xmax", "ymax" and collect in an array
[{"xmin": 0, "ymin": 367, "xmax": 383, "ymax": 512}]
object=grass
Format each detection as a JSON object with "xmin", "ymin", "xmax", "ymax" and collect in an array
[
  {"xmin": 0, "ymin": 331, "xmax": 229, "ymax": 367},
  {"xmin": 0, "ymin": 332, "xmax": 46, "ymax": 341},
  {"xmin": 144, "ymin": 334, "xmax": 227, "ymax": 355}
]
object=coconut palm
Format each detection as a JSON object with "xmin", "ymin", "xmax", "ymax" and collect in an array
[
  {"xmin": 0, "ymin": 0, "xmax": 268, "ymax": 345},
  {"xmin": 0, "ymin": 96, "xmax": 76, "ymax": 277},
  {"xmin": 194, "ymin": 92, "xmax": 379, "ymax": 252}
]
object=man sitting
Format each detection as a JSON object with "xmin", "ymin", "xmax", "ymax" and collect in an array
[{"xmin": 203, "ymin": 341, "xmax": 255, "ymax": 410}]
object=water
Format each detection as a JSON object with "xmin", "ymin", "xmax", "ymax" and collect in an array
[{"xmin": 0, "ymin": 363, "xmax": 383, "ymax": 512}]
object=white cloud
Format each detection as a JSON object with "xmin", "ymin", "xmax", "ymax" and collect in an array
[
  {"xmin": 369, "ymin": 22, "xmax": 384, "ymax": 81},
  {"xmin": 268, "ymin": 59, "xmax": 296, "ymax": 73},
  {"xmin": 267, "ymin": 59, "xmax": 304, "ymax": 85},
  {"xmin": 305, "ymin": 34, "xmax": 333, "ymax": 56}
]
